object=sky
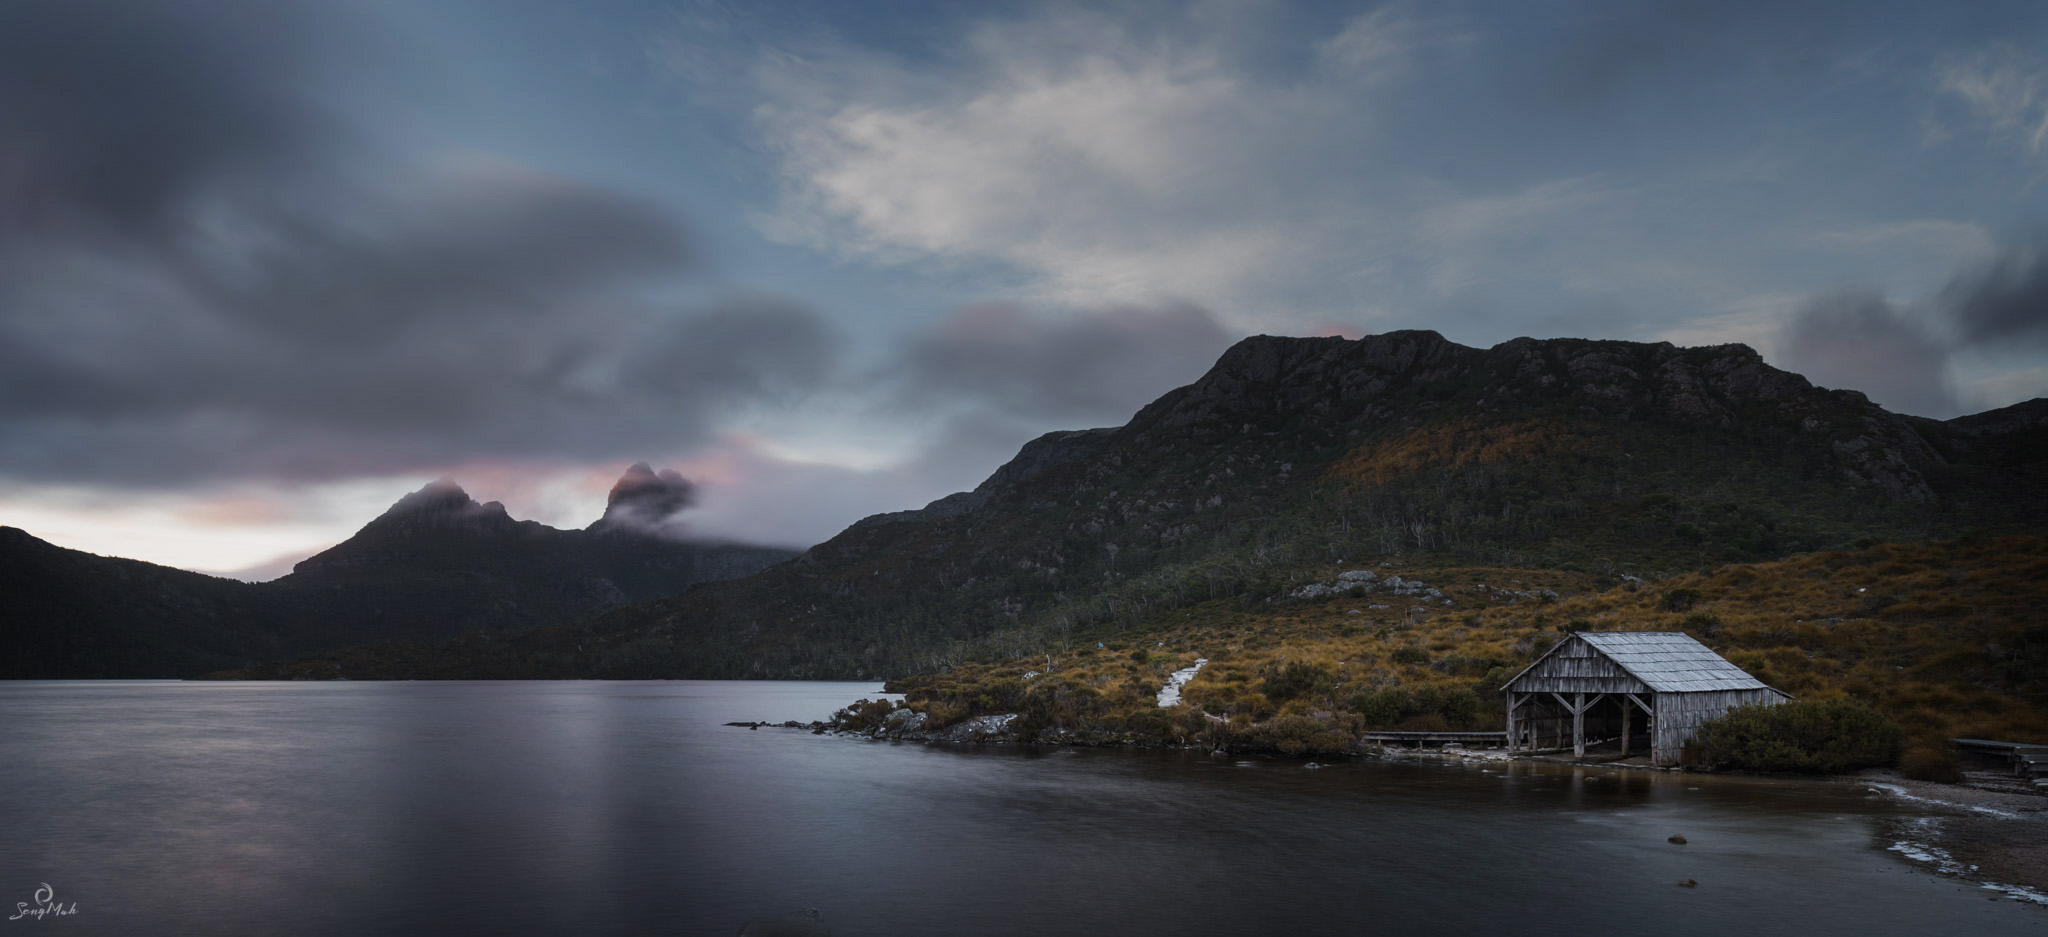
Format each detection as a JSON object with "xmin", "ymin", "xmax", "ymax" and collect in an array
[{"xmin": 3, "ymin": 0, "xmax": 2047, "ymax": 578}]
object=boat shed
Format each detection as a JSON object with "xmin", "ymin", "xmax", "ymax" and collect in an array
[{"xmin": 1500, "ymin": 631, "xmax": 1788, "ymax": 765}]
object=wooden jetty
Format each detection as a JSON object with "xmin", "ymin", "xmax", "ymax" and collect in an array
[
  {"xmin": 1364, "ymin": 730, "xmax": 1508, "ymax": 750},
  {"xmin": 1952, "ymin": 738, "xmax": 2048, "ymax": 790}
]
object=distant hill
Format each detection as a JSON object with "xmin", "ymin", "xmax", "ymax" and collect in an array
[
  {"xmin": 214, "ymin": 331, "xmax": 2048, "ymax": 681},
  {"xmin": 0, "ymin": 465, "xmax": 798, "ymax": 677}
]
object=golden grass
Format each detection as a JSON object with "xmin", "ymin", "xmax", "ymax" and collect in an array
[{"xmin": 894, "ymin": 536, "xmax": 2048, "ymax": 750}]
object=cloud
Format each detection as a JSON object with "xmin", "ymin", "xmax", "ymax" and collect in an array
[
  {"xmin": 1936, "ymin": 43, "xmax": 2048, "ymax": 160},
  {"xmin": 1808, "ymin": 219, "xmax": 1995, "ymax": 264},
  {"xmin": 589, "ymin": 462, "xmax": 699, "ymax": 539},
  {"xmin": 889, "ymin": 301, "xmax": 1236, "ymax": 424},
  {"xmin": 0, "ymin": 0, "xmax": 336, "ymax": 245},
  {"xmin": 729, "ymin": 3, "xmax": 1462, "ymax": 320},
  {"xmin": 1779, "ymin": 289, "xmax": 1958, "ymax": 417},
  {"xmin": 1940, "ymin": 233, "xmax": 2048, "ymax": 348},
  {"xmin": 0, "ymin": 1, "xmax": 834, "ymax": 488},
  {"xmin": 1772, "ymin": 234, "xmax": 2048, "ymax": 418}
]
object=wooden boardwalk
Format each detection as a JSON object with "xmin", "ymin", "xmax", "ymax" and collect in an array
[
  {"xmin": 1952, "ymin": 738, "xmax": 2048, "ymax": 790},
  {"xmin": 1364, "ymin": 730, "xmax": 1509, "ymax": 750}
]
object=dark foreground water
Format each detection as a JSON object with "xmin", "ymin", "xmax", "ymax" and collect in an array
[{"xmin": 0, "ymin": 681, "xmax": 2037, "ymax": 936}]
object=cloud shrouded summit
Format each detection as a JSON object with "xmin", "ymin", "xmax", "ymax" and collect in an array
[{"xmin": 590, "ymin": 463, "xmax": 699, "ymax": 540}]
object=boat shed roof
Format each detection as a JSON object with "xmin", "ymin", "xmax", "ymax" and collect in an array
[
  {"xmin": 1499, "ymin": 631, "xmax": 1777, "ymax": 694},
  {"xmin": 1570, "ymin": 631, "xmax": 1770, "ymax": 693}
]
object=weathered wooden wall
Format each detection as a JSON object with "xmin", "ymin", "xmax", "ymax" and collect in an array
[
  {"xmin": 1651, "ymin": 688, "xmax": 1786, "ymax": 765},
  {"xmin": 1505, "ymin": 635, "xmax": 1651, "ymax": 695}
]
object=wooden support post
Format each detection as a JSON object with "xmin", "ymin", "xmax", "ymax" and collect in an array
[
  {"xmin": 1572, "ymin": 692, "xmax": 1585, "ymax": 758},
  {"xmin": 1620, "ymin": 699, "xmax": 1631, "ymax": 756},
  {"xmin": 1506, "ymin": 693, "xmax": 1518, "ymax": 753}
]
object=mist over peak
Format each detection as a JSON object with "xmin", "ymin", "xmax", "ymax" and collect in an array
[{"xmin": 590, "ymin": 463, "xmax": 699, "ymax": 540}]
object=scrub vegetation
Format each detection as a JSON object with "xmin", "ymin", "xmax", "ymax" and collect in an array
[{"xmin": 889, "ymin": 535, "xmax": 2048, "ymax": 761}]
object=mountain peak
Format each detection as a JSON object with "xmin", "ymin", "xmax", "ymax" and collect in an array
[
  {"xmin": 378, "ymin": 477, "xmax": 488, "ymax": 520},
  {"xmin": 590, "ymin": 463, "xmax": 697, "ymax": 539}
]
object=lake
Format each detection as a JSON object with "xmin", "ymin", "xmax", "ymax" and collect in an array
[{"xmin": 0, "ymin": 680, "xmax": 2036, "ymax": 935}]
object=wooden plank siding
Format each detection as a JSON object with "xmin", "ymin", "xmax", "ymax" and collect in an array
[
  {"xmin": 1501, "ymin": 632, "xmax": 1787, "ymax": 765},
  {"xmin": 1651, "ymin": 688, "xmax": 1786, "ymax": 765},
  {"xmin": 1502, "ymin": 638, "xmax": 1651, "ymax": 695}
]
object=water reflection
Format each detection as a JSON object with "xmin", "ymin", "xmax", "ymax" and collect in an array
[{"xmin": 0, "ymin": 681, "xmax": 2034, "ymax": 937}]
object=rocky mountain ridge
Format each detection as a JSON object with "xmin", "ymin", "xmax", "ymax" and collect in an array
[
  {"xmin": 216, "ymin": 331, "xmax": 2048, "ymax": 682},
  {"xmin": 1, "ymin": 465, "xmax": 799, "ymax": 677}
]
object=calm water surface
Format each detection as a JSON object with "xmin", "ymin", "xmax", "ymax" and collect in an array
[{"xmin": 0, "ymin": 680, "xmax": 2036, "ymax": 936}]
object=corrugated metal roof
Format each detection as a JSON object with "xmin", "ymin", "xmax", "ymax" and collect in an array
[{"xmin": 1573, "ymin": 631, "xmax": 1769, "ymax": 693}]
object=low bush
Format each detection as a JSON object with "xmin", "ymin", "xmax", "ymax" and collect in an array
[
  {"xmin": 1228, "ymin": 713, "xmax": 1357, "ymax": 756},
  {"xmin": 1390, "ymin": 646, "xmax": 1430, "ymax": 665},
  {"xmin": 1688, "ymin": 699, "xmax": 1900, "ymax": 773},
  {"xmin": 1662, "ymin": 587, "xmax": 1703, "ymax": 612},
  {"xmin": 1898, "ymin": 745, "xmax": 1964, "ymax": 784},
  {"xmin": 832, "ymin": 698, "xmax": 899, "ymax": 731},
  {"xmin": 1259, "ymin": 661, "xmax": 1336, "ymax": 701}
]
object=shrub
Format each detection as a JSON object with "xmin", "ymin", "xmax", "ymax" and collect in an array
[
  {"xmin": 1233, "ymin": 714, "xmax": 1357, "ymax": 756},
  {"xmin": 919, "ymin": 698, "xmax": 968, "ymax": 730},
  {"xmin": 1411, "ymin": 684, "xmax": 1480, "ymax": 727},
  {"xmin": 1679, "ymin": 613, "xmax": 1722, "ymax": 638},
  {"xmin": 1662, "ymin": 587, "xmax": 1703, "ymax": 612},
  {"xmin": 1231, "ymin": 692, "xmax": 1276, "ymax": 720},
  {"xmin": 1259, "ymin": 661, "xmax": 1336, "ymax": 701},
  {"xmin": 1390, "ymin": 646, "xmax": 1430, "ymax": 666},
  {"xmin": 1899, "ymin": 745, "xmax": 1964, "ymax": 784},
  {"xmin": 1688, "ymin": 699, "xmax": 1900, "ymax": 773},
  {"xmin": 1351, "ymin": 687, "xmax": 1409, "ymax": 726},
  {"xmin": 832, "ymin": 698, "xmax": 899, "ymax": 731}
]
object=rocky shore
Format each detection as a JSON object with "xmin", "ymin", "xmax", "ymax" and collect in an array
[{"xmin": 1860, "ymin": 769, "xmax": 2048, "ymax": 902}]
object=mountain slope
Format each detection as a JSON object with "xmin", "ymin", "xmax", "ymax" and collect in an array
[
  {"xmin": 224, "ymin": 331, "xmax": 2048, "ymax": 681},
  {"xmin": 0, "ymin": 526, "xmax": 290, "ymax": 679},
  {"xmin": 0, "ymin": 467, "xmax": 798, "ymax": 677}
]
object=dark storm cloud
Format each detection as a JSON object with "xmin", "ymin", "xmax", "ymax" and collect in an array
[
  {"xmin": 203, "ymin": 168, "xmax": 694, "ymax": 343},
  {"xmin": 1941, "ymin": 235, "xmax": 2048, "ymax": 349},
  {"xmin": 890, "ymin": 301, "xmax": 1235, "ymax": 425},
  {"xmin": 0, "ymin": 0, "xmax": 332, "ymax": 244},
  {"xmin": 1779, "ymin": 289, "xmax": 1959, "ymax": 418},
  {"xmin": 1774, "ymin": 232, "xmax": 2048, "ymax": 419},
  {"xmin": 0, "ymin": 0, "xmax": 833, "ymax": 487}
]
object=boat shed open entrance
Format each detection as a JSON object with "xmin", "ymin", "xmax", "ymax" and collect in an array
[{"xmin": 1500, "ymin": 631, "xmax": 1788, "ymax": 765}]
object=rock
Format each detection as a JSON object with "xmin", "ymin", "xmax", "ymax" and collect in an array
[
  {"xmin": 1668, "ymin": 835, "xmax": 1687, "ymax": 845},
  {"xmin": 936, "ymin": 713, "xmax": 1020, "ymax": 742},
  {"xmin": 882, "ymin": 708, "xmax": 928, "ymax": 737},
  {"xmin": 1337, "ymin": 570, "xmax": 1378, "ymax": 583},
  {"xmin": 1677, "ymin": 879, "xmax": 1697, "ymax": 888}
]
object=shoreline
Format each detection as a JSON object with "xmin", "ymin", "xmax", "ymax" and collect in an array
[
  {"xmin": 744, "ymin": 717, "xmax": 2048, "ymax": 900},
  {"xmin": 1856, "ymin": 769, "xmax": 2048, "ymax": 903}
]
